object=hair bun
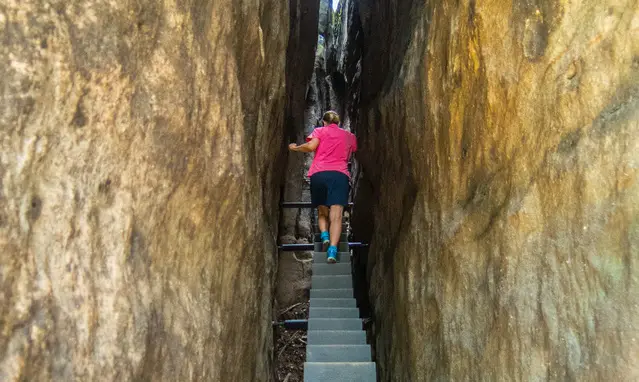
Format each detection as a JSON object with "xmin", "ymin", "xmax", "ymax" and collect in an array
[{"xmin": 322, "ymin": 110, "xmax": 340, "ymax": 124}]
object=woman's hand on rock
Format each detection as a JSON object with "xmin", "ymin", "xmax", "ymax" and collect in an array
[{"xmin": 288, "ymin": 143, "xmax": 298, "ymax": 151}]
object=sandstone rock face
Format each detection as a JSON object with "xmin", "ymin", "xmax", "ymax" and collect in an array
[
  {"xmin": 0, "ymin": 1, "xmax": 291, "ymax": 380},
  {"xmin": 281, "ymin": 0, "xmax": 320, "ymax": 242},
  {"xmin": 318, "ymin": 0, "xmax": 331, "ymax": 36},
  {"xmin": 277, "ymin": 0, "xmax": 320, "ymax": 310},
  {"xmin": 343, "ymin": 0, "xmax": 639, "ymax": 380}
]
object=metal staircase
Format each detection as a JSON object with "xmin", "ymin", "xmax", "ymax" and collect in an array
[
  {"xmin": 303, "ymin": 217, "xmax": 376, "ymax": 381},
  {"xmin": 278, "ymin": 203, "xmax": 376, "ymax": 381}
]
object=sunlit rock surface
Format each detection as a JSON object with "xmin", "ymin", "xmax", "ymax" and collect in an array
[
  {"xmin": 344, "ymin": 0, "xmax": 639, "ymax": 380},
  {"xmin": 0, "ymin": 1, "xmax": 290, "ymax": 380}
]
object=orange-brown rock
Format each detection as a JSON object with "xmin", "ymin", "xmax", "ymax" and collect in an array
[
  {"xmin": 346, "ymin": 0, "xmax": 639, "ymax": 380},
  {"xmin": 0, "ymin": 1, "xmax": 292, "ymax": 380}
]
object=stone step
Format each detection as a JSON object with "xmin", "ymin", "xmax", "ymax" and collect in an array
[
  {"xmin": 314, "ymin": 233, "xmax": 348, "ymax": 242},
  {"xmin": 312, "ymin": 262, "xmax": 351, "ymax": 275},
  {"xmin": 310, "ymin": 288, "xmax": 354, "ymax": 299},
  {"xmin": 313, "ymin": 252, "xmax": 350, "ymax": 263},
  {"xmin": 308, "ymin": 318, "xmax": 362, "ymax": 331},
  {"xmin": 306, "ymin": 345, "xmax": 372, "ymax": 362},
  {"xmin": 314, "ymin": 242, "xmax": 349, "ymax": 252},
  {"xmin": 309, "ymin": 307, "xmax": 360, "ymax": 318},
  {"xmin": 303, "ymin": 362, "xmax": 376, "ymax": 382},
  {"xmin": 307, "ymin": 330, "xmax": 367, "ymax": 345},
  {"xmin": 312, "ymin": 275, "xmax": 352, "ymax": 289},
  {"xmin": 310, "ymin": 298, "xmax": 357, "ymax": 308}
]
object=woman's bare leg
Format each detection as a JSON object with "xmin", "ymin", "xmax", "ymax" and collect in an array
[
  {"xmin": 318, "ymin": 205, "xmax": 329, "ymax": 233},
  {"xmin": 329, "ymin": 205, "xmax": 344, "ymax": 248}
]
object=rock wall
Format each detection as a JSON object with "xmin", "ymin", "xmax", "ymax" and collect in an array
[
  {"xmin": 277, "ymin": 0, "xmax": 320, "ymax": 310},
  {"xmin": 280, "ymin": 0, "xmax": 321, "ymax": 243},
  {"xmin": 343, "ymin": 0, "xmax": 639, "ymax": 380},
  {"xmin": 0, "ymin": 1, "xmax": 292, "ymax": 380}
]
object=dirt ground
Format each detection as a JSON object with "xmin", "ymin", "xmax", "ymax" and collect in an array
[{"xmin": 274, "ymin": 301, "xmax": 309, "ymax": 382}]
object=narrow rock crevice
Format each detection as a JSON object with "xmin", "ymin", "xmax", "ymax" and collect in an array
[{"xmin": 2, "ymin": 0, "xmax": 638, "ymax": 381}]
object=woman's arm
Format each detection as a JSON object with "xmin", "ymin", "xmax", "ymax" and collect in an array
[{"xmin": 288, "ymin": 138, "xmax": 319, "ymax": 153}]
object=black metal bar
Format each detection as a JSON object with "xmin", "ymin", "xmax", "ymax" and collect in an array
[
  {"xmin": 281, "ymin": 202, "xmax": 354, "ymax": 208},
  {"xmin": 279, "ymin": 242, "xmax": 369, "ymax": 251},
  {"xmin": 272, "ymin": 319, "xmax": 308, "ymax": 330},
  {"xmin": 279, "ymin": 244, "xmax": 313, "ymax": 251}
]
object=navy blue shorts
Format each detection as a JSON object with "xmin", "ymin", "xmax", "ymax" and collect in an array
[{"xmin": 310, "ymin": 171, "xmax": 349, "ymax": 207}]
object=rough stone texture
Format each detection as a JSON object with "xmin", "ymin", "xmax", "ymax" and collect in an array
[
  {"xmin": 344, "ymin": 0, "xmax": 639, "ymax": 380},
  {"xmin": 0, "ymin": 0, "xmax": 291, "ymax": 380},
  {"xmin": 325, "ymin": 0, "xmax": 361, "ymax": 133},
  {"xmin": 281, "ymin": 0, "xmax": 320, "ymax": 242},
  {"xmin": 276, "ymin": 0, "xmax": 320, "ymax": 312},
  {"xmin": 275, "ymin": 253, "xmax": 312, "ymax": 310},
  {"xmin": 318, "ymin": 0, "xmax": 331, "ymax": 36}
]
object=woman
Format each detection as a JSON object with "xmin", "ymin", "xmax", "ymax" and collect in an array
[{"xmin": 288, "ymin": 111, "xmax": 357, "ymax": 263}]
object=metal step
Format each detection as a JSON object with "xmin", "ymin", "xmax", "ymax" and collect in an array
[
  {"xmin": 312, "ymin": 275, "xmax": 352, "ymax": 289},
  {"xmin": 303, "ymin": 362, "xmax": 376, "ymax": 382},
  {"xmin": 310, "ymin": 288, "xmax": 354, "ymax": 299},
  {"xmin": 308, "ymin": 318, "xmax": 362, "ymax": 331},
  {"xmin": 310, "ymin": 307, "xmax": 360, "ymax": 318},
  {"xmin": 313, "ymin": 252, "xmax": 350, "ymax": 263},
  {"xmin": 307, "ymin": 330, "xmax": 367, "ymax": 345},
  {"xmin": 310, "ymin": 298, "xmax": 356, "ymax": 308},
  {"xmin": 312, "ymin": 262, "xmax": 351, "ymax": 275},
  {"xmin": 306, "ymin": 345, "xmax": 371, "ymax": 362}
]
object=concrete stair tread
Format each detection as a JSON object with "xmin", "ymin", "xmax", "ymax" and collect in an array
[
  {"xmin": 312, "ymin": 262, "xmax": 351, "ymax": 275},
  {"xmin": 309, "ymin": 307, "xmax": 360, "ymax": 318},
  {"xmin": 312, "ymin": 275, "xmax": 352, "ymax": 289},
  {"xmin": 306, "ymin": 345, "xmax": 371, "ymax": 362},
  {"xmin": 308, "ymin": 318, "xmax": 362, "ymax": 331},
  {"xmin": 310, "ymin": 288, "xmax": 353, "ymax": 298},
  {"xmin": 307, "ymin": 330, "xmax": 367, "ymax": 345},
  {"xmin": 313, "ymin": 252, "xmax": 350, "ymax": 263},
  {"xmin": 310, "ymin": 298, "xmax": 357, "ymax": 308},
  {"xmin": 312, "ymin": 274, "xmax": 351, "ymax": 279},
  {"xmin": 303, "ymin": 362, "xmax": 376, "ymax": 382}
]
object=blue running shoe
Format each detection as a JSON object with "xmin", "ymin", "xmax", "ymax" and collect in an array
[
  {"xmin": 327, "ymin": 245, "xmax": 338, "ymax": 264},
  {"xmin": 320, "ymin": 231, "xmax": 330, "ymax": 252}
]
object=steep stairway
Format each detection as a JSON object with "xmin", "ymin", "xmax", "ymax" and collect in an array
[{"xmin": 303, "ymin": 223, "xmax": 377, "ymax": 381}]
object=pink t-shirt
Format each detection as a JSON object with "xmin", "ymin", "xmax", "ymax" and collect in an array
[{"xmin": 306, "ymin": 124, "xmax": 357, "ymax": 178}]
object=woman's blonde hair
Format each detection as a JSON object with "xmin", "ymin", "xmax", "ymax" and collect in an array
[{"xmin": 322, "ymin": 110, "xmax": 340, "ymax": 125}]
